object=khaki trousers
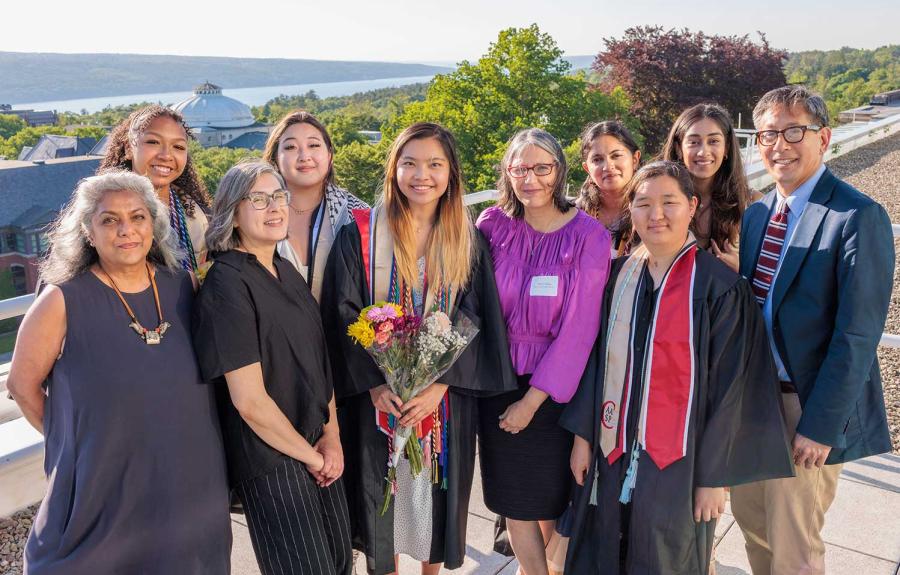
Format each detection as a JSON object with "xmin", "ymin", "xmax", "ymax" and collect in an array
[{"xmin": 731, "ymin": 393, "xmax": 842, "ymax": 575}]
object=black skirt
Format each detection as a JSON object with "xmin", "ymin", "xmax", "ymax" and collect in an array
[{"xmin": 478, "ymin": 376, "xmax": 574, "ymax": 520}]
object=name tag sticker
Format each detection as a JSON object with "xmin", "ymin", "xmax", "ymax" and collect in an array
[{"xmin": 529, "ymin": 275, "xmax": 559, "ymax": 297}]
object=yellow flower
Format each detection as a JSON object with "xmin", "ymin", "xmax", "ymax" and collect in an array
[
  {"xmin": 347, "ymin": 320, "xmax": 376, "ymax": 348},
  {"xmin": 195, "ymin": 261, "xmax": 214, "ymax": 285}
]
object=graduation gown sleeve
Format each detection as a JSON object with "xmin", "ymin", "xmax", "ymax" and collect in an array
[
  {"xmin": 695, "ymin": 276, "xmax": 795, "ymax": 487},
  {"xmin": 441, "ymin": 231, "xmax": 518, "ymax": 396},
  {"xmin": 320, "ymin": 222, "xmax": 385, "ymax": 399},
  {"xmin": 559, "ymin": 257, "xmax": 623, "ymax": 444}
]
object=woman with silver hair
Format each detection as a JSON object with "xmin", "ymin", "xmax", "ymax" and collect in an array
[
  {"xmin": 475, "ymin": 128, "xmax": 611, "ymax": 575},
  {"xmin": 193, "ymin": 160, "xmax": 351, "ymax": 575},
  {"xmin": 7, "ymin": 170, "xmax": 232, "ymax": 574}
]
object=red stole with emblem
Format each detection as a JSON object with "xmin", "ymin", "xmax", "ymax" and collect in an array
[{"xmin": 600, "ymin": 239, "xmax": 697, "ymax": 470}]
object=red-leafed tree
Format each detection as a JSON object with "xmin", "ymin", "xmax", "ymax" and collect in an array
[{"xmin": 595, "ymin": 27, "xmax": 788, "ymax": 151}]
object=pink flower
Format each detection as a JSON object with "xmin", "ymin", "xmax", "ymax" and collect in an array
[
  {"xmin": 367, "ymin": 305, "xmax": 400, "ymax": 322},
  {"xmin": 374, "ymin": 330, "xmax": 391, "ymax": 345}
]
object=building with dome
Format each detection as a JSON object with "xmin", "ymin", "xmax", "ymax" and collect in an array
[{"xmin": 173, "ymin": 82, "xmax": 271, "ymax": 149}]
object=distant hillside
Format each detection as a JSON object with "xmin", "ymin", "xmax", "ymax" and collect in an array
[
  {"xmin": 0, "ymin": 52, "xmax": 452, "ymax": 104},
  {"xmin": 784, "ymin": 45, "xmax": 899, "ymax": 117}
]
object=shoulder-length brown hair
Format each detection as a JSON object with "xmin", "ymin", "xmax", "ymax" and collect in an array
[
  {"xmin": 383, "ymin": 122, "xmax": 474, "ymax": 293},
  {"xmin": 496, "ymin": 128, "xmax": 571, "ymax": 219},
  {"xmin": 660, "ymin": 103, "xmax": 750, "ymax": 246},
  {"xmin": 99, "ymin": 105, "xmax": 209, "ymax": 217},
  {"xmin": 263, "ymin": 110, "xmax": 335, "ymax": 191}
]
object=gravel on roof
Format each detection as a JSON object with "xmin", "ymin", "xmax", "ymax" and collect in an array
[{"xmin": 825, "ymin": 132, "xmax": 900, "ymax": 454}]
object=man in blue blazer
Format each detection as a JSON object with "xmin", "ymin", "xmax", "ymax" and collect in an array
[{"xmin": 731, "ymin": 85, "xmax": 894, "ymax": 575}]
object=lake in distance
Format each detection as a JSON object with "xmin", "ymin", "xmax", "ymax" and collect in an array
[{"xmin": 11, "ymin": 75, "xmax": 436, "ymax": 114}]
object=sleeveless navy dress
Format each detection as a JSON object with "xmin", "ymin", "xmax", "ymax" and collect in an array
[{"xmin": 24, "ymin": 268, "xmax": 231, "ymax": 574}]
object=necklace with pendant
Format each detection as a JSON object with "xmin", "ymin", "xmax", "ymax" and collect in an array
[
  {"xmin": 288, "ymin": 203, "xmax": 315, "ymax": 215},
  {"xmin": 99, "ymin": 262, "xmax": 171, "ymax": 345}
]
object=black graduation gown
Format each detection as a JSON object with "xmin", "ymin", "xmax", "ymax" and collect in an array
[
  {"xmin": 320, "ymin": 223, "xmax": 517, "ymax": 575},
  {"xmin": 560, "ymin": 250, "xmax": 794, "ymax": 575}
]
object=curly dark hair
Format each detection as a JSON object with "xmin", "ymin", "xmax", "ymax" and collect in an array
[
  {"xmin": 660, "ymin": 103, "xmax": 751, "ymax": 246},
  {"xmin": 99, "ymin": 105, "xmax": 210, "ymax": 217}
]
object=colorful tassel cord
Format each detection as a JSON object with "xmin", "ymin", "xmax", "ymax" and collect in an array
[{"xmin": 168, "ymin": 190, "xmax": 198, "ymax": 273}]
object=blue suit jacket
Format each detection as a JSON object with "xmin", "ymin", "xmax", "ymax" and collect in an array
[{"xmin": 740, "ymin": 168, "xmax": 894, "ymax": 464}]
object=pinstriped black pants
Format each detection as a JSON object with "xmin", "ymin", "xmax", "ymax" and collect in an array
[{"xmin": 237, "ymin": 458, "xmax": 352, "ymax": 575}]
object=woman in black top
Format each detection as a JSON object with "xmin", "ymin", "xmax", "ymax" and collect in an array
[{"xmin": 193, "ymin": 160, "xmax": 352, "ymax": 575}]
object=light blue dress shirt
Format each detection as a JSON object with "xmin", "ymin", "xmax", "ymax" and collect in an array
[{"xmin": 762, "ymin": 163, "xmax": 827, "ymax": 381}]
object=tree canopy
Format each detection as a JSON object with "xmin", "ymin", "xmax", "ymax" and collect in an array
[
  {"xmin": 785, "ymin": 45, "xmax": 900, "ymax": 119},
  {"xmin": 0, "ymin": 114, "xmax": 27, "ymax": 140},
  {"xmin": 595, "ymin": 26, "xmax": 787, "ymax": 150},
  {"xmin": 387, "ymin": 24, "xmax": 635, "ymax": 193}
]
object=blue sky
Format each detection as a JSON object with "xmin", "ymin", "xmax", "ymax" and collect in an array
[{"xmin": 2, "ymin": 0, "xmax": 896, "ymax": 62}]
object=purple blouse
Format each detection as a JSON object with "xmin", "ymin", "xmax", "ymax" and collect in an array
[{"xmin": 477, "ymin": 206, "xmax": 610, "ymax": 403}]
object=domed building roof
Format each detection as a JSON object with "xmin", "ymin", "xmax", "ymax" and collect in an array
[{"xmin": 173, "ymin": 82, "xmax": 255, "ymax": 129}]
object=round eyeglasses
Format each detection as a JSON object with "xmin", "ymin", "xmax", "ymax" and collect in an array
[
  {"xmin": 507, "ymin": 163, "xmax": 556, "ymax": 178},
  {"xmin": 755, "ymin": 125, "xmax": 822, "ymax": 147},
  {"xmin": 244, "ymin": 189, "xmax": 291, "ymax": 210}
]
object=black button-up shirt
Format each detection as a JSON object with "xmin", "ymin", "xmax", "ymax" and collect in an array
[{"xmin": 193, "ymin": 249, "xmax": 332, "ymax": 486}]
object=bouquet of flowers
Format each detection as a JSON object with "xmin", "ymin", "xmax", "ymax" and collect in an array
[{"xmin": 347, "ymin": 302, "xmax": 478, "ymax": 514}]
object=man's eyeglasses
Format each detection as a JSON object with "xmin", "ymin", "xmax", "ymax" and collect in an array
[
  {"xmin": 755, "ymin": 125, "xmax": 822, "ymax": 147},
  {"xmin": 507, "ymin": 163, "xmax": 556, "ymax": 178},
  {"xmin": 244, "ymin": 189, "xmax": 291, "ymax": 210}
]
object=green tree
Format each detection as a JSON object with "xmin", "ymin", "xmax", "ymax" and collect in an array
[
  {"xmin": 784, "ymin": 45, "xmax": 899, "ymax": 119},
  {"xmin": 189, "ymin": 143, "xmax": 262, "ymax": 195},
  {"xmin": 58, "ymin": 102, "xmax": 157, "ymax": 127},
  {"xmin": 386, "ymin": 24, "xmax": 634, "ymax": 192},
  {"xmin": 71, "ymin": 126, "xmax": 108, "ymax": 140},
  {"xmin": 0, "ymin": 114, "xmax": 27, "ymax": 139},
  {"xmin": 323, "ymin": 110, "xmax": 370, "ymax": 147},
  {"xmin": 333, "ymin": 141, "xmax": 387, "ymax": 205},
  {"xmin": 0, "ymin": 125, "xmax": 109, "ymax": 159}
]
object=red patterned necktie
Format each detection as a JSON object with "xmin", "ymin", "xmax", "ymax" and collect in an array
[{"xmin": 751, "ymin": 202, "xmax": 790, "ymax": 305}]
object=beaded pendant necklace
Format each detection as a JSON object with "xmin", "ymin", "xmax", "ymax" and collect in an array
[{"xmin": 99, "ymin": 262, "xmax": 171, "ymax": 345}]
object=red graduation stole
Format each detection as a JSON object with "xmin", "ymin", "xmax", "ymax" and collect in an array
[{"xmin": 602, "ymin": 240, "xmax": 697, "ymax": 470}]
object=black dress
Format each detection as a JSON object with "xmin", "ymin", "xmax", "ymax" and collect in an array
[
  {"xmin": 25, "ymin": 269, "xmax": 231, "ymax": 574},
  {"xmin": 193, "ymin": 250, "xmax": 352, "ymax": 575},
  {"xmin": 560, "ymin": 252, "xmax": 794, "ymax": 575},
  {"xmin": 320, "ymin": 224, "xmax": 517, "ymax": 575}
]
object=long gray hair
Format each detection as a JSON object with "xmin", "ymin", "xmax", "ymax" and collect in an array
[
  {"xmin": 205, "ymin": 161, "xmax": 286, "ymax": 253},
  {"xmin": 40, "ymin": 170, "xmax": 184, "ymax": 285}
]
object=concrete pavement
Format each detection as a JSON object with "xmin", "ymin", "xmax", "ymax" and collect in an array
[{"xmin": 230, "ymin": 453, "xmax": 900, "ymax": 574}]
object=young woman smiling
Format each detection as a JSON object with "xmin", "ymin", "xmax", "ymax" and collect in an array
[
  {"xmin": 576, "ymin": 121, "xmax": 642, "ymax": 256},
  {"xmin": 660, "ymin": 104, "xmax": 757, "ymax": 271},
  {"xmin": 321, "ymin": 123, "xmax": 515, "ymax": 575},
  {"xmin": 264, "ymin": 110, "xmax": 368, "ymax": 301},
  {"xmin": 562, "ymin": 161, "xmax": 792, "ymax": 574},
  {"xmin": 100, "ymin": 105, "xmax": 210, "ymax": 272}
]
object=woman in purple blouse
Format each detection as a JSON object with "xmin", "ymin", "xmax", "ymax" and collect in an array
[{"xmin": 476, "ymin": 128, "xmax": 611, "ymax": 574}]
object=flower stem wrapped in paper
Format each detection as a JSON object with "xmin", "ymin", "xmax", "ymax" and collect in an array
[{"xmin": 346, "ymin": 302, "xmax": 478, "ymax": 515}]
